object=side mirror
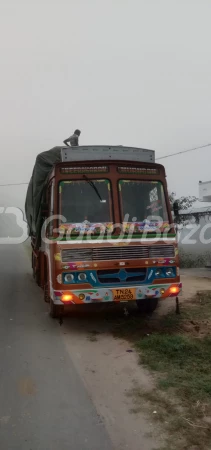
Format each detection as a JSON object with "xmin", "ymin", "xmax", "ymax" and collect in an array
[
  {"xmin": 173, "ymin": 201, "xmax": 179, "ymax": 218},
  {"xmin": 41, "ymin": 203, "xmax": 48, "ymax": 217}
]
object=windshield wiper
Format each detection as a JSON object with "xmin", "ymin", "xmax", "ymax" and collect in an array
[{"xmin": 83, "ymin": 175, "xmax": 106, "ymax": 202}]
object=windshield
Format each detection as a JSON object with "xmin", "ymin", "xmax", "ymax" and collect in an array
[
  {"xmin": 119, "ymin": 180, "xmax": 169, "ymax": 233},
  {"xmin": 59, "ymin": 179, "xmax": 113, "ymax": 234}
]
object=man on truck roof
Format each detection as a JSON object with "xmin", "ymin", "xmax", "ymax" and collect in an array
[{"xmin": 63, "ymin": 129, "xmax": 81, "ymax": 147}]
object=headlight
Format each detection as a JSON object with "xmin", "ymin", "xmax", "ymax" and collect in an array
[
  {"xmin": 166, "ymin": 268, "xmax": 174, "ymax": 277},
  {"xmin": 78, "ymin": 273, "xmax": 87, "ymax": 281},
  {"xmin": 64, "ymin": 273, "xmax": 74, "ymax": 283},
  {"xmin": 155, "ymin": 268, "xmax": 162, "ymax": 277}
]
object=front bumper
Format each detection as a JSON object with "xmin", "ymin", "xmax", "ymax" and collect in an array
[{"xmin": 53, "ymin": 282, "xmax": 182, "ymax": 305}]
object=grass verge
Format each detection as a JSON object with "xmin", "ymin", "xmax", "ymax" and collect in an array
[{"xmin": 112, "ymin": 292, "xmax": 211, "ymax": 450}]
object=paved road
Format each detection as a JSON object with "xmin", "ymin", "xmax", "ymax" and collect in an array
[{"xmin": 0, "ymin": 244, "xmax": 112, "ymax": 450}]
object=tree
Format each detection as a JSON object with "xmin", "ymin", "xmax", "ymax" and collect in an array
[
  {"xmin": 169, "ymin": 192, "xmax": 197, "ymax": 211},
  {"xmin": 169, "ymin": 192, "xmax": 197, "ymax": 224}
]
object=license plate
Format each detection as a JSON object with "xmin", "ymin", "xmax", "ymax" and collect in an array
[{"xmin": 112, "ymin": 288, "xmax": 136, "ymax": 301}]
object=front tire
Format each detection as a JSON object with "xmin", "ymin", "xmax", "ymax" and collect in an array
[
  {"xmin": 49, "ymin": 299, "xmax": 62, "ymax": 318},
  {"xmin": 136, "ymin": 299, "xmax": 147, "ymax": 313},
  {"xmin": 44, "ymin": 283, "xmax": 50, "ymax": 303},
  {"xmin": 136, "ymin": 298, "xmax": 159, "ymax": 314},
  {"xmin": 44, "ymin": 283, "xmax": 63, "ymax": 319}
]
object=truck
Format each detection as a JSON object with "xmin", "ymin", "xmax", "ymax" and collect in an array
[{"xmin": 25, "ymin": 145, "xmax": 181, "ymax": 318}]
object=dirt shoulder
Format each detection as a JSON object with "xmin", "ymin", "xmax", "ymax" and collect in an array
[
  {"xmin": 60, "ymin": 274, "xmax": 211, "ymax": 450},
  {"xmin": 181, "ymin": 270, "xmax": 211, "ymax": 299}
]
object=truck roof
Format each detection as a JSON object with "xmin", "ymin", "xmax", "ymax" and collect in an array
[
  {"xmin": 61, "ymin": 145, "xmax": 155, "ymax": 164},
  {"xmin": 25, "ymin": 144, "xmax": 157, "ymax": 242}
]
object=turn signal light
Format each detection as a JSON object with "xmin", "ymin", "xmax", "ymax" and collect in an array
[
  {"xmin": 61, "ymin": 294, "xmax": 73, "ymax": 303},
  {"xmin": 169, "ymin": 286, "xmax": 180, "ymax": 295}
]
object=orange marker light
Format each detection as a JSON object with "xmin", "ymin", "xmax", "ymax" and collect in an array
[
  {"xmin": 170, "ymin": 286, "xmax": 180, "ymax": 295},
  {"xmin": 61, "ymin": 294, "xmax": 73, "ymax": 303}
]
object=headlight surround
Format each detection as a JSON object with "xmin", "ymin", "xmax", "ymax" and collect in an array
[
  {"xmin": 165, "ymin": 267, "xmax": 174, "ymax": 277},
  {"xmin": 64, "ymin": 273, "xmax": 75, "ymax": 283},
  {"xmin": 155, "ymin": 268, "xmax": 163, "ymax": 278},
  {"xmin": 78, "ymin": 272, "xmax": 87, "ymax": 282}
]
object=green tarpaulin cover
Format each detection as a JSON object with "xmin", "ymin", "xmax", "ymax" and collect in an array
[{"xmin": 25, "ymin": 147, "xmax": 62, "ymax": 246}]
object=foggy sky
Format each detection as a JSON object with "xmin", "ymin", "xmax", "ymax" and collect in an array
[{"xmin": 1, "ymin": 0, "xmax": 211, "ymax": 210}]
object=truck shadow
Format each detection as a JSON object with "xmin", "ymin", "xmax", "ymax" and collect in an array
[{"xmin": 60, "ymin": 302, "xmax": 161, "ymax": 339}]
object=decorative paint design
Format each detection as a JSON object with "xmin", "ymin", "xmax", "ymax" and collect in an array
[
  {"xmin": 148, "ymin": 269, "xmax": 153, "ymax": 280},
  {"xmin": 137, "ymin": 285, "xmax": 165, "ymax": 299},
  {"xmin": 62, "ymin": 262, "xmax": 90, "ymax": 270},
  {"xmin": 104, "ymin": 292, "xmax": 110, "ymax": 301},
  {"xmin": 57, "ymin": 274, "xmax": 62, "ymax": 284},
  {"xmin": 59, "ymin": 222, "xmax": 113, "ymax": 235},
  {"xmin": 122, "ymin": 220, "xmax": 170, "ymax": 233},
  {"xmin": 152, "ymin": 258, "xmax": 175, "ymax": 265},
  {"xmin": 77, "ymin": 264, "xmax": 90, "ymax": 268},
  {"xmin": 84, "ymin": 291, "xmax": 103, "ymax": 303},
  {"xmin": 54, "ymin": 253, "xmax": 61, "ymax": 262},
  {"xmin": 62, "ymin": 262, "xmax": 77, "ymax": 270},
  {"xmin": 54, "ymin": 290, "xmax": 63, "ymax": 297},
  {"xmin": 137, "ymin": 289, "xmax": 142, "ymax": 298},
  {"xmin": 53, "ymin": 282, "xmax": 181, "ymax": 305},
  {"xmin": 80, "ymin": 289, "xmax": 112, "ymax": 303},
  {"xmin": 146, "ymin": 287, "xmax": 160, "ymax": 297},
  {"xmin": 90, "ymin": 273, "xmax": 97, "ymax": 283}
]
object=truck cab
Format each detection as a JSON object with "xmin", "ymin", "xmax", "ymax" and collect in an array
[{"xmin": 31, "ymin": 146, "xmax": 181, "ymax": 317}]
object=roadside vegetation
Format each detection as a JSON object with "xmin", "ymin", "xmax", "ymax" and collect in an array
[{"xmin": 112, "ymin": 292, "xmax": 211, "ymax": 450}]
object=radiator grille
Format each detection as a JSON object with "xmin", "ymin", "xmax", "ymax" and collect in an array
[
  {"xmin": 61, "ymin": 245, "xmax": 174, "ymax": 262},
  {"xmin": 92, "ymin": 246, "xmax": 149, "ymax": 260},
  {"xmin": 62, "ymin": 248, "xmax": 92, "ymax": 262},
  {"xmin": 97, "ymin": 268, "xmax": 147, "ymax": 284},
  {"xmin": 149, "ymin": 245, "xmax": 175, "ymax": 258}
]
